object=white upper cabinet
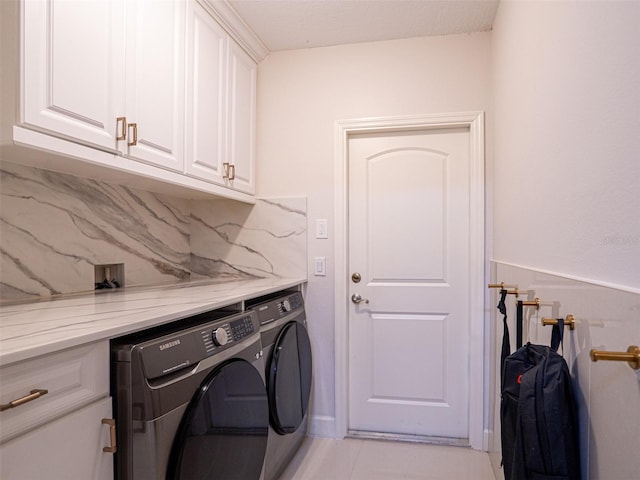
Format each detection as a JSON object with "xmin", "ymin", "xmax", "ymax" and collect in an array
[
  {"xmin": 185, "ymin": 0, "xmax": 228, "ymax": 185},
  {"xmin": 226, "ymin": 40, "xmax": 256, "ymax": 194},
  {"xmin": 123, "ymin": 0, "xmax": 185, "ymax": 172},
  {"xmin": 4, "ymin": 0, "xmax": 263, "ymax": 201},
  {"xmin": 21, "ymin": 0, "xmax": 185, "ymax": 172},
  {"xmin": 185, "ymin": 0, "xmax": 256, "ymax": 195},
  {"xmin": 21, "ymin": 0, "xmax": 125, "ymax": 152}
]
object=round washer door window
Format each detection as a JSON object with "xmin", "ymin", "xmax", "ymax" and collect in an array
[
  {"xmin": 167, "ymin": 359, "xmax": 268, "ymax": 480},
  {"xmin": 268, "ymin": 321, "xmax": 313, "ymax": 434}
]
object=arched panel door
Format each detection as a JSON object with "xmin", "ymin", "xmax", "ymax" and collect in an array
[
  {"xmin": 167, "ymin": 359, "xmax": 268, "ymax": 480},
  {"xmin": 268, "ymin": 322, "xmax": 313, "ymax": 434}
]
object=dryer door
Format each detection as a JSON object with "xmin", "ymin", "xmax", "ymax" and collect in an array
[
  {"xmin": 268, "ymin": 321, "xmax": 313, "ymax": 434},
  {"xmin": 167, "ymin": 359, "xmax": 268, "ymax": 480}
]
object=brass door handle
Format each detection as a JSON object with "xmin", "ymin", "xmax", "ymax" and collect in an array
[
  {"xmin": 102, "ymin": 418, "xmax": 117, "ymax": 453},
  {"xmin": 1, "ymin": 389, "xmax": 48, "ymax": 412},
  {"xmin": 351, "ymin": 293, "xmax": 369, "ymax": 304},
  {"xmin": 590, "ymin": 345, "xmax": 639, "ymax": 370},
  {"xmin": 228, "ymin": 164, "xmax": 235, "ymax": 180}
]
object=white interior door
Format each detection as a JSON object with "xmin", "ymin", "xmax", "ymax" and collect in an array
[{"xmin": 348, "ymin": 127, "xmax": 471, "ymax": 440}]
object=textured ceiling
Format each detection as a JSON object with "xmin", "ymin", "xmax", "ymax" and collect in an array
[{"xmin": 227, "ymin": 0, "xmax": 500, "ymax": 51}]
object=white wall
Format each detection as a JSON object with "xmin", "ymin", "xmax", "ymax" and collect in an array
[
  {"xmin": 256, "ymin": 33, "xmax": 492, "ymax": 434},
  {"xmin": 491, "ymin": 2, "xmax": 640, "ymax": 479},
  {"xmin": 492, "ymin": 0, "xmax": 640, "ymax": 291}
]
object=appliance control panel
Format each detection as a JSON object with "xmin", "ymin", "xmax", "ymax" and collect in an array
[
  {"xmin": 253, "ymin": 292, "xmax": 304, "ymax": 325},
  {"xmin": 201, "ymin": 315, "xmax": 256, "ymax": 354},
  {"xmin": 121, "ymin": 310, "xmax": 260, "ymax": 381}
]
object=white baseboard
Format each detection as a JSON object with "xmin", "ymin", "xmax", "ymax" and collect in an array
[{"xmin": 308, "ymin": 414, "xmax": 339, "ymax": 438}]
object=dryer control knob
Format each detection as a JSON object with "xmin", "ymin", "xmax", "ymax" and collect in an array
[
  {"xmin": 281, "ymin": 299, "xmax": 292, "ymax": 313},
  {"xmin": 212, "ymin": 327, "xmax": 229, "ymax": 347}
]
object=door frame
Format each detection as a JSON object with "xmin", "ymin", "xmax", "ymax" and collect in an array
[{"xmin": 333, "ymin": 112, "xmax": 486, "ymax": 450}]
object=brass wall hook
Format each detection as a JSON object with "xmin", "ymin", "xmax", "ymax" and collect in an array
[
  {"xmin": 521, "ymin": 297, "xmax": 541, "ymax": 309},
  {"xmin": 541, "ymin": 314, "xmax": 575, "ymax": 330},
  {"xmin": 521, "ymin": 297, "xmax": 555, "ymax": 310},
  {"xmin": 506, "ymin": 287, "xmax": 528, "ymax": 297},
  {"xmin": 590, "ymin": 345, "xmax": 640, "ymax": 370},
  {"xmin": 488, "ymin": 282, "xmax": 518, "ymax": 289}
]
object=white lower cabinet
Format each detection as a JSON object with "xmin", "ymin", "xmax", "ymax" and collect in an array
[
  {"xmin": 0, "ymin": 397, "xmax": 114, "ymax": 480},
  {"xmin": 0, "ymin": 342, "xmax": 113, "ymax": 479}
]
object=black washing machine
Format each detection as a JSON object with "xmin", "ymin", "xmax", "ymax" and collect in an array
[
  {"xmin": 248, "ymin": 291, "xmax": 312, "ymax": 480},
  {"xmin": 111, "ymin": 309, "xmax": 269, "ymax": 480}
]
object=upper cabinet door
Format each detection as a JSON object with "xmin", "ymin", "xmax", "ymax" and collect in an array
[
  {"xmin": 184, "ymin": 0, "xmax": 227, "ymax": 185},
  {"xmin": 21, "ymin": 0, "xmax": 125, "ymax": 151},
  {"xmin": 123, "ymin": 0, "xmax": 185, "ymax": 172},
  {"xmin": 226, "ymin": 41, "xmax": 256, "ymax": 194}
]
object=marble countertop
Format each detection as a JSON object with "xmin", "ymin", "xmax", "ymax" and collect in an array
[{"xmin": 0, "ymin": 277, "xmax": 306, "ymax": 367}]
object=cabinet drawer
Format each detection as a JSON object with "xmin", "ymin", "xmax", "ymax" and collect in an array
[
  {"xmin": 0, "ymin": 341, "xmax": 109, "ymax": 444},
  {"xmin": 0, "ymin": 396, "xmax": 114, "ymax": 480}
]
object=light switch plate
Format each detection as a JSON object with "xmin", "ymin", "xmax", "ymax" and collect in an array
[
  {"xmin": 316, "ymin": 219, "xmax": 328, "ymax": 239},
  {"xmin": 314, "ymin": 257, "xmax": 326, "ymax": 276}
]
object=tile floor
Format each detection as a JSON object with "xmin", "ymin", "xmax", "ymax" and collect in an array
[{"xmin": 277, "ymin": 437, "xmax": 497, "ymax": 480}]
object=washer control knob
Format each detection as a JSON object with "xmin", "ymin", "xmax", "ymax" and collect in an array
[
  {"xmin": 212, "ymin": 327, "xmax": 229, "ymax": 347},
  {"xmin": 281, "ymin": 299, "xmax": 292, "ymax": 313}
]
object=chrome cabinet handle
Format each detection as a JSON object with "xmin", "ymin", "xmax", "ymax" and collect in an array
[
  {"xmin": 1, "ymin": 389, "xmax": 48, "ymax": 412},
  {"xmin": 351, "ymin": 293, "xmax": 369, "ymax": 304}
]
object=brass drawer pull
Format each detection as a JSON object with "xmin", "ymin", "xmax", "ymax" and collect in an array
[
  {"xmin": 228, "ymin": 164, "xmax": 235, "ymax": 180},
  {"xmin": 127, "ymin": 123, "xmax": 137, "ymax": 146},
  {"xmin": 1, "ymin": 389, "xmax": 49, "ymax": 412},
  {"xmin": 223, "ymin": 162, "xmax": 230, "ymax": 179},
  {"xmin": 116, "ymin": 116, "xmax": 127, "ymax": 140},
  {"xmin": 590, "ymin": 345, "xmax": 640, "ymax": 370},
  {"xmin": 102, "ymin": 418, "xmax": 117, "ymax": 453}
]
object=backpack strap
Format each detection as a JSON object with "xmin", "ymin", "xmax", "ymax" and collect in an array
[
  {"xmin": 498, "ymin": 289, "xmax": 510, "ymax": 386},
  {"xmin": 550, "ymin": 317, "xmax": 565, "ymax": 353},
  {"xmin": 516, "ymin": 300, "xmax": 524, "ymax": 349}
]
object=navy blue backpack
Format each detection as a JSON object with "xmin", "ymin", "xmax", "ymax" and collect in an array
[{"xmin": 498, "ymin": 293, "xmax": 581, "ymax": 480}]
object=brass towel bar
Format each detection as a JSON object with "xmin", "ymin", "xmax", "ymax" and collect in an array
[
  {"xmin": 590, "ymin": 346, "xmax": 640, "ymax": 370},
  {"xmin": 541, "ymin": 315, "xmax": 575, "ymax": 330}
]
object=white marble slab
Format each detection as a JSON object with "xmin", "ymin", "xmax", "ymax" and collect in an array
[
  {"xmin": 190, "ymin": 197, "xmax": 307, "ymax": 280},
  {"xmin": 1, "ymin": 162, "xmax": 191, "ymax": 300},
  {"xmin": 0, "ymin": 277, "xmax": 306, "ymax": 366},
  {"xmin": 1, "ymin": 162, "xmax": 308, "ymax": 303}
]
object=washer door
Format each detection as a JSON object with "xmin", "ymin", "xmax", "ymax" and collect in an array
[
  {"xmin": 268, "ymin": 321, "xmax": 313, "ymax": 434},
  {"xmin": 167, "ymin": 359, "xmax": 268, "ymax": 480}
]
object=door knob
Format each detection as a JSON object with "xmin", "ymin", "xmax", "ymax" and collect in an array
[{"xmin": 351, "ymin": 293, "xmax": 369, "ymax": 304}]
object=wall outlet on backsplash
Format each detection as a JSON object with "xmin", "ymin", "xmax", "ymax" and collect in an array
[{"xmin": 95, "ymin": 264, "xmax": 125, "ymax": 290}]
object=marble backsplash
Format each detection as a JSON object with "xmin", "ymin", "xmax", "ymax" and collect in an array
[{"xmin": 0, "ymin": 162, "xmax": 306, "ymax": 302}]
